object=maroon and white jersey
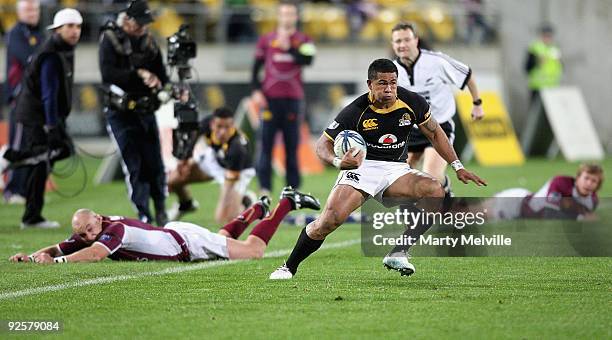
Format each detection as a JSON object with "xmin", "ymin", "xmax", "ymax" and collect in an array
[
  {"xmin": 254, "ymin": 31, "xmax": 313, "ymax": 99},
  {"xmin": 57, "ymin": 216, "xmax": 190, "ymax": 262},
  {"xmin": 522, "ymin": 176, "xmax": 599, "ymax": 218}
]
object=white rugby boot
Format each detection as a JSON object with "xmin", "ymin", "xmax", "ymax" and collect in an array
[
  {"xmin": 383, "ymin": 250, "xmax": 416, "ymax": 277},
  {"xmin": 269, "ymin": 263, "xmax": 293, "ymax": 280}
]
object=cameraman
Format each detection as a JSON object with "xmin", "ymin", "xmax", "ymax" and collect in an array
[{"xmin": 99, "ymin": 0, "xmax": 169, "ymax": 225}]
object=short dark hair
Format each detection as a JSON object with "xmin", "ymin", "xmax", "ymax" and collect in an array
[
  {"xmin": 391, "ymin": 22, "xmax": 417, "ymax": 36},
  {"xmin": 368, "ymin": 59, "xmax": 398, "ymax": 80},
  {"xmin": 212, "ymin": 107, "xmax": 234, "ymax": 119}
]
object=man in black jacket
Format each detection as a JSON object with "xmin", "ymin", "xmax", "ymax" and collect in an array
[
  {"xmin": 0, "ymin": 8, "xmax": 82, "ymax": 229},
  {"xmin": 99, "ymin": 0, "xmax": 169, "ymax": 226}
]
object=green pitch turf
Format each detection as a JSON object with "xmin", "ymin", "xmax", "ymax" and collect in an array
[{"xmin": 0, "ymin": 157, "xmax": 610, "ymax": 339}]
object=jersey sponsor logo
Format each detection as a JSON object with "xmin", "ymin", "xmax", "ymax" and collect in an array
[
  {"xmin": 362, "ymin": 118, "xmax": 378, "ymax": 131},
  {"xmin": 99, "ymin": 234, "xmax": 112, "ymax": 242},
  {"xmin": 328, "ymin": 120, "xmax": 339, "ymax": 130},
  {"xmin": 345, "ymin": 171, "xmax": 361, "ymax": 182},
  {"xmin": 272, "ymin": 52, "xmax": 294, "ymax": 63},
  {"xmin": 378, "ymin": 134, "xmax": 398, "ymax": 144},
  {"xmin": 399, "ymin": 113, "xmax": 412, "ymax": 126},
  {"xmin": 367, "ymin": 141, "xmax": 406, "ymax": 149}
]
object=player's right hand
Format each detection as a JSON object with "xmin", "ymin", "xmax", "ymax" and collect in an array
[
  {"xmin": 340, "ymin": 147, "xmax": 365, "ymax": 170},
  {"xmin": 9, "ymin": 253, "xmax": 31, "ymax": 263}
]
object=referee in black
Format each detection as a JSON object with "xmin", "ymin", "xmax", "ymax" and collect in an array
[{"xmin": 99, "ymin": 0, "xmax": 169, "ymax": 225}]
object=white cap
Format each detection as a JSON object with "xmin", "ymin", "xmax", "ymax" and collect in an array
[{"xmin": 47, "ymin": 8, "xmax": 83, "ymax": 30}]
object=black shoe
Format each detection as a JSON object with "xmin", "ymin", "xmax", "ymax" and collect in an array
[
  {"xmin": 242, "ymin": 190, "xmax": 256, "ymax": 208},
  {"xmin": 257, "ymin": 195, "xmax": 272, "ymax": 218},
  {"xmin": 280, "ymin": 186, "xmax": 321, "ymax": 211},
  {"xmin": 156, "ymin": 211, "xmax": 168, "ymax": 227}
]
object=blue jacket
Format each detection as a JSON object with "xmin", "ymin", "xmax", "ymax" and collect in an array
[{"xmin": 4, "ymin": 22, "xmax": 44, "ymax": 104}]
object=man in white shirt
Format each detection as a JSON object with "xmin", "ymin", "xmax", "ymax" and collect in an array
[{"xmin": 391, "ymin": 22, "xmax": 485, "ymax": 195}]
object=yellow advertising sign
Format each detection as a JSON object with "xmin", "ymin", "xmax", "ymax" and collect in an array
[{"xmin": 456, "ymin": 92, "xmax": 525, "ymax": 166}]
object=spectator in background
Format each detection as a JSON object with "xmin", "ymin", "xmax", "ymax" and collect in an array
[
  {"xmin": 524, "ymin": 24, "xmax": 563, "ymax": 105},
  {"xmin": 462, "ymin": 0, "xmax": 494, "ymax": 44},
  {"xmin": 251, "ymin": 0, "xmax": 316, "ymax": 196},
  {"xmin": 3, "ymin": 0, "xmax": 44, "ymax": 205}
]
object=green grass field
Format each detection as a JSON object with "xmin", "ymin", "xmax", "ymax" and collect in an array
[{"xmin": 1, "ymin": 157, "xmax": 611, "ymax": 339}]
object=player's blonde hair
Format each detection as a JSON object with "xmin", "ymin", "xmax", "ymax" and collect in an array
[{"xmin": 577, "ymin": 163, "xmax": 604, "ymax": 192}]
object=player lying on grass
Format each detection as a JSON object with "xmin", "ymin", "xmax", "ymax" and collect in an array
[
  {"xmin": 8, "ymin": 187, "xmax": 320, "ymax": 264},
  {"xmin": 485, "ymin": 163, "xmax": 603, "ymax": 221}
]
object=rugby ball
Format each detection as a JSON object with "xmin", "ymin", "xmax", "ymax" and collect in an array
[{"xmin": 333, "ymin": 130, "xmax": 367, "ymax": 158}]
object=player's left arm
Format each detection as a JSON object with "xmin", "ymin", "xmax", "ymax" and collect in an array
[
  {"xmin": 34, "ymin": 243, "xmax": 110, "ymax": 264},
  {"xmin": 466, "ymin": 74, "xmax": 485, "ymax": 121},
  {"xmin": 419, "ymin": 116, "xmax": 487, "ymax": 186}
]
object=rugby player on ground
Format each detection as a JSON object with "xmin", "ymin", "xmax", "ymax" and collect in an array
[
  {"xmin": 9, "ymin": 188, "xmax": 320, "ymax": 264},
  {"xmin": 487, "ymin": 163, "xmax": 603, "ymax": 221}
]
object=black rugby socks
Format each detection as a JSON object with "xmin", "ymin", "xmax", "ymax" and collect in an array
[{"xmin": 285, "ymin": 228, "xmax": 324, "ymax": 275}]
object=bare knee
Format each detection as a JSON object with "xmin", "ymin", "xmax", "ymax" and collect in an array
[
  {"xmin": 167, "ymin": 176, "xmax": 184, "ymax": 193},
  {"xmin": 418, "ymin": 178, "xmax": 445, "ymax": 198},
  {"xmin": 251, "ymin": 246, "xmax": 265, "ymax": 259},
  {"xmin": 228, "ymin": 237, "xmax": 266, "ymax": 260}
]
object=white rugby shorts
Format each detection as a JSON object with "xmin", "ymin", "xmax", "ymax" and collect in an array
[
  {"xmin": 165, "ymin": 221, "xmax": 229, "ymax": 261},
  {"xmin": 489, "ymin": 188, "xmax": 531, "ymax": 220},
  {"xmin": 195, "ymin": 147, "xmax": 255, "ymax": 195},
  {"xmin": 334, "ymin": 159, "xmax": 431, "ymax": 202}
]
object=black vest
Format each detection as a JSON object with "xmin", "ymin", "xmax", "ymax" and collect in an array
[{"xmin": 14, "ymin": 34, "xmax": 75, "ymax": 126}]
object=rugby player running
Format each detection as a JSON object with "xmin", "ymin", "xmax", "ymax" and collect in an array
[{"xmin": 270, "ymin": 59, "xmax": 486, "ymax": 280}]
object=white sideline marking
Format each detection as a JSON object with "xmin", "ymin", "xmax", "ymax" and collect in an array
[{"xmin": 0, "ymin": 239, "xmax": 360, "ymax": 301}]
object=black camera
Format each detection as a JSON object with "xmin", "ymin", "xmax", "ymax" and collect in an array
[
  {"xmin": 167, "ymin": 24, "xmax": 196, "ymax": 69},
  {"xmin": 172, "ymin": 101, "xmax": 199, "ymax": 160},
  {"xmin": 166, "ymin": 25, "xmax": 200, "ymax": 160}
]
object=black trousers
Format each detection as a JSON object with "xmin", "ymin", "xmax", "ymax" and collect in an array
[
  {"xmin": 5, "ymin": 105, "xmax": 32, "ymax": 199},
  {"xmin": 256, "ymin": 97, "xmax": 302, "ymax": 191},
  {"xmin": 12, "ymin": 123, "xmax": 53, "ymax": 224},
  {"xmin": 106, "ymin": 108, "xmax": 166, "ymax": 222}
]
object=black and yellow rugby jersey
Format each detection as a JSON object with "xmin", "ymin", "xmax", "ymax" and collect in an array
[
  {"xmin": 324, "ymin": 86, "xmax": 431, "ymax": 162},
  {"xmin": 199, "ymin": 116, "xmax": 253, "ymax": 171}
]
